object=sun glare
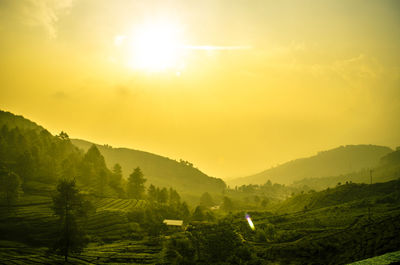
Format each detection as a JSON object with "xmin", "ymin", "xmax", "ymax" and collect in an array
[{"xmin": 127, "ymin": 22, "xmax": 184, "ymax": 72}]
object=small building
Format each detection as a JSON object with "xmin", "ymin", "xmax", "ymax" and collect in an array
[
  {"xmin": 163, "ymin": 219, "xmax": 183, "ymax": 226},
  {"xmin": 163, "ymin": 219, "xmax": 184, "ymax": 233},
  {"xmin": 210, "ymin": 205, "xmax": 220, "ymax": 210}
]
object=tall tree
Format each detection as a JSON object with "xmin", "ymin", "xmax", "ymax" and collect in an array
[
  {"xmin": 199, "ymin": 192, "xmax": 214, "ymax": 208},
  {"xmin": 168, "ymin": 187, "xmax": 181, "ymax": 206},
  {"xmin": 52, "ymin": 179, "xmax": 92, "ymax": 262},
  {"xmin": 0, "ymin": 167, "xmax": 20, "ymax": 211},
  {"xmin": 192, "ymin": 206, "xmax": 205, "ymax": 221},
  {"xmin": 157, "ymin": 187, "xmax": 168, "ymax": 204},
  {"xmin": 221, "ymin": 196, "xmax": 234, "ymax": 212},
  {"xmin": 127, "ymin": 167, "xmax": 146, "ymax": 199},
  {"xmin": 147, "ymin": 184, "xmax": 157, "ymax": 203},
  {"xmin": 179, "ymin": 202, "xmax": 190, "ymax": 221},
  {"xmin": 110, "ymin": 163, "xmax": 124, "ymax": 197},
  {"xmin": 79, "ymin": 145, "xmax": 110, "ymax": 195}
]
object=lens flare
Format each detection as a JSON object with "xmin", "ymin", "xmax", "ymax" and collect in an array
[{"xmin": 245, "ymin": 213, "xmax": 255, "ymax": 230}]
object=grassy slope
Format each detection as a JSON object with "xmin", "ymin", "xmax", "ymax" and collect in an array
[
  {"xmin": 1, "ymin": 175, "xmax": 400, "ymax": 264},
  {"xmin": 250, "ymin": 205, "xmax": 400, "ymax": 264},
  {"xmin": 230, "ymin": 145, "xmax": 392, "ymax": 186},
  {"xmin": 291, "ymin": 149, "xmax": 400, "ymax": 191},
  {"xmin": 0, "ymin": 181, "xmax": 162, "ymax": 264},
  {"xmin": 349, "ymin": 250, "xmax": 400, "ymax": 264},
  {"xmin": 234, "ymin": 180, "xmax": 400, "ymax": 264},
  {"xmin": 274, "ymin": 179, "xmax": 400, "ymax": 213}
]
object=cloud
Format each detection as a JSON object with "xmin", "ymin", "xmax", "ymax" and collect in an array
[
  {"xmin": 184, "ymin": 45, "xmax": 252, "ymax": 51},
  {"xmin": 1, "ymin": 0, "xmax": 75, "ymax": 38},
  {"xmin": 261, "ymin": 43, "xmax": 384, "ymax": 81},
  {"xmin": 52, "ymin": 91, "xmax": 69, "ymax": 99}
]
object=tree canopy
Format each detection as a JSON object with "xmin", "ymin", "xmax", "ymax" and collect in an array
[{"xmin": 52, "ymin": 178, "xmax": 92, "ymax": 261}]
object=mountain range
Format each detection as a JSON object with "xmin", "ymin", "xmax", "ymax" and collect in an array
[{"xmin": 228, "ymin": 145, "xmax": 393, "ymax": 187}]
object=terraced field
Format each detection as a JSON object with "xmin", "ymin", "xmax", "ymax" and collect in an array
[
  {"xmin": 94, "ymin": 198, "xmax": 147, "ymax": 211},
  {"xmin": 0, "ymin": 240, "xmax": 163, "ymax": 264},
  {"xmin": 242, "ymin": 203, "xmax": 400, "ymax": 264},
  {"xmin": 0, "ymin": 194, "xmax": 164, "ymax": 264},
  {"xmin": 349, "ymin": 249, "xmax": 400, "ymax": 264}
]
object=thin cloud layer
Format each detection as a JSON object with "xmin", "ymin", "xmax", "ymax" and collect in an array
[{"xmin": 1, "ymin": 0, "xmax": 75, "ymax": 38}]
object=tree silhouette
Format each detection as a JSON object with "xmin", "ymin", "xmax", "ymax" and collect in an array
[
  {"xmin": 110, "ymin": 163, "xmax": 124, "ymax": 197},
  {"xmin": 192, "ymin": 206, "xmax": 205, "ymax": 221},
  {"xmin": 147, "ymin": 184, "xmax": 157, "ymax": 203},
  {"xmin": 52, "ymin": 178, "xmax": 92, "ymax": 261},
  {"xmin": 127, "ymin": 167, "xmax": 146, "ymax": 199},
  {"xmin": 199, "ymin": 192, "xmax": 214, "ymax": 208},
  {"xmin": 222, "ymin": 196, "xmax": 234, "ymax": 212},
  {"xmin": 0, "ymin": 167, "xmax": 20, "ymax": 211}
]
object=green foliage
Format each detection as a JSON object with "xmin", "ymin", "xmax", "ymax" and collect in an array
[
  {"xmin": 0, "ymin": 112, "xmax": 125, "ymax": 198},
  {"xmin": 166, "ymin": 234, "xmax": 196, "ymax": 264},
  {"xmin": 157, "ymin": 187, "xmax": 168, "ymax": 203},
  {"xmin": 51, "ymin": 178, "xmax": 92, "ymax": 261},
  {"xmin": 199, "ymin": 192, "xmax": 214, "ymax": 208},
  {"xmin": 0, "ymin": 123, "xmax": 82, "ymax": 184},
  {"xmin": 127, "ymin": 186, "xmax": 189, "ymax": 237},
  {"xmin": 231, "ymin": 144, "xmax": 392, "ymax": 186},
  {"xmin": 0, "ymin": 167, "xmax": 20, "ymax": 210},
  {"xmin": 169, "ymin": 187, "xmax": 181, "ymax": 206},
  {"xmin": 71, "ymin": 138, "xmax": 226, "ymax": 195},
  {"xmin": 147, "ymin": 184, "xmax": 157, "ymax": 202},
  {"xmin": 172, "ymin": 220, "xmax": 254, "ymax": 264},
  {"xmin": 192, "ymin": 206, "xmax": 205, "ymax": 221},
  {"xmin": 221, "ymin": 196, "xmax": 234, "ymax": 212},
  {"xmin": 109, "ymin": 163, "xmax": 124, "ymax": 197},
  {"xmin": 277, "ymin": 179, "xmax": 400, "ymax": 213},
  {"xmin": 127, "ymin": 167, "xmax": 146, "ymax": 199},
  {"xmin": 79, "ymin": 145, "xmax": 111, "ymax": 196}
]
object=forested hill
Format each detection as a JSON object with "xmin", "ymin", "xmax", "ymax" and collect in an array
[
  {"xmin": 0, "ymin": 109, "xmax": 225, "ymax": 195},
  {"xmin": 276, "ymin": 178, "xmax": 400, "ymax": 213},
  {"xmin": 0, "ymin": 110, "xmax": 45, "ymax": 131},
  {"xmin": 229, "ymin": 145, "xmax": 393, "ymax": 186},
  {"xmin": 289, "ymin": 147, "xmax": 400, "ymax": 191},
  {"xmin": 71, "ymin": 138, "xmax": 225, "ymax": 193}
]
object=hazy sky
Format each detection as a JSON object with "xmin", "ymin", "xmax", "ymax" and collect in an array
[{"xmin": 1, "ymin": 0, "xmax": 399, "ymax": 179}]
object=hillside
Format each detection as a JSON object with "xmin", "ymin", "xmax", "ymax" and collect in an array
[
  {"xmin": 71, "ymin": 139, "xmax": 226, "ymax": 194},
  {"xmin": 276, "ymin": 179, "xmax": 400, "ymax": 213},
  {"xmin": 229, "ymin": 145, "xmax": 392, "ymax": 186},
  {"xmin": 231, "ymin": 178, "xmax": 400, "ymax": 264},
  {"xmin": 0, "ymin": 110, "xmax": 45, "ymax": 131},
  {"xmin": 291, "ymin": 148, "xmax": 400, "ymax": 190},
  {"xmin": 0, "ymin": 109, "xmax": 225, "ymax": 195}
]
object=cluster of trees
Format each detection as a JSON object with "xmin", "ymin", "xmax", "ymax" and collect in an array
[
  {"xmin": 231, "ymin": 180, "xmax": 296, "ymax": 198},
  {"xmin": 0, "ymin": 125, "xmax": 124, "ymax": 198},
  {"xmin": 127, "ymin": 184, "xmax": 190, "ymax": 237},
  {"xmin": 0, "ymin": 165, "xmax": 20, "ymax": 210},
  {"xmin": 79, "ymin": 144, "xmax": 124, "ymax": 197},
  {"xmin": 0, "ymin": 122, "xmax": 163, "ymax": 202},
  {"xmin": 0, "ymin": 126, "xmax": 80, "ymax": 185},
  {"xmin": 221, "ymin": 180, "xmax": 307, "ymax": 211},
  {"xmin": 166, "ymin": 220, "xmax": 258, "ymax": 265}
]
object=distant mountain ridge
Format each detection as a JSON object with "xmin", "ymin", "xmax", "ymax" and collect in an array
[
  {"xmin": 229, "ymin": 145, "xmax": 393, "ymax": 186},
  {"xmin": 71, "ymin": 139, "xmax": 226, "ymax": 193}
]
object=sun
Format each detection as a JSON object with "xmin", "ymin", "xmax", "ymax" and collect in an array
[{"xmin": 127, "ymin": 22, "xmax": 184, "ymax": 72}]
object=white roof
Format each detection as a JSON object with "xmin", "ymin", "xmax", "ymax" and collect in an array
[{"xmin": 163, "ymin": 219, "xmax": 183, "ymax": 226}]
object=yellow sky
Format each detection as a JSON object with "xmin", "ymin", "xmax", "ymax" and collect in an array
[{"xmin": 0, "ymin": 0, "xmax": 399, "ymax": 179}]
